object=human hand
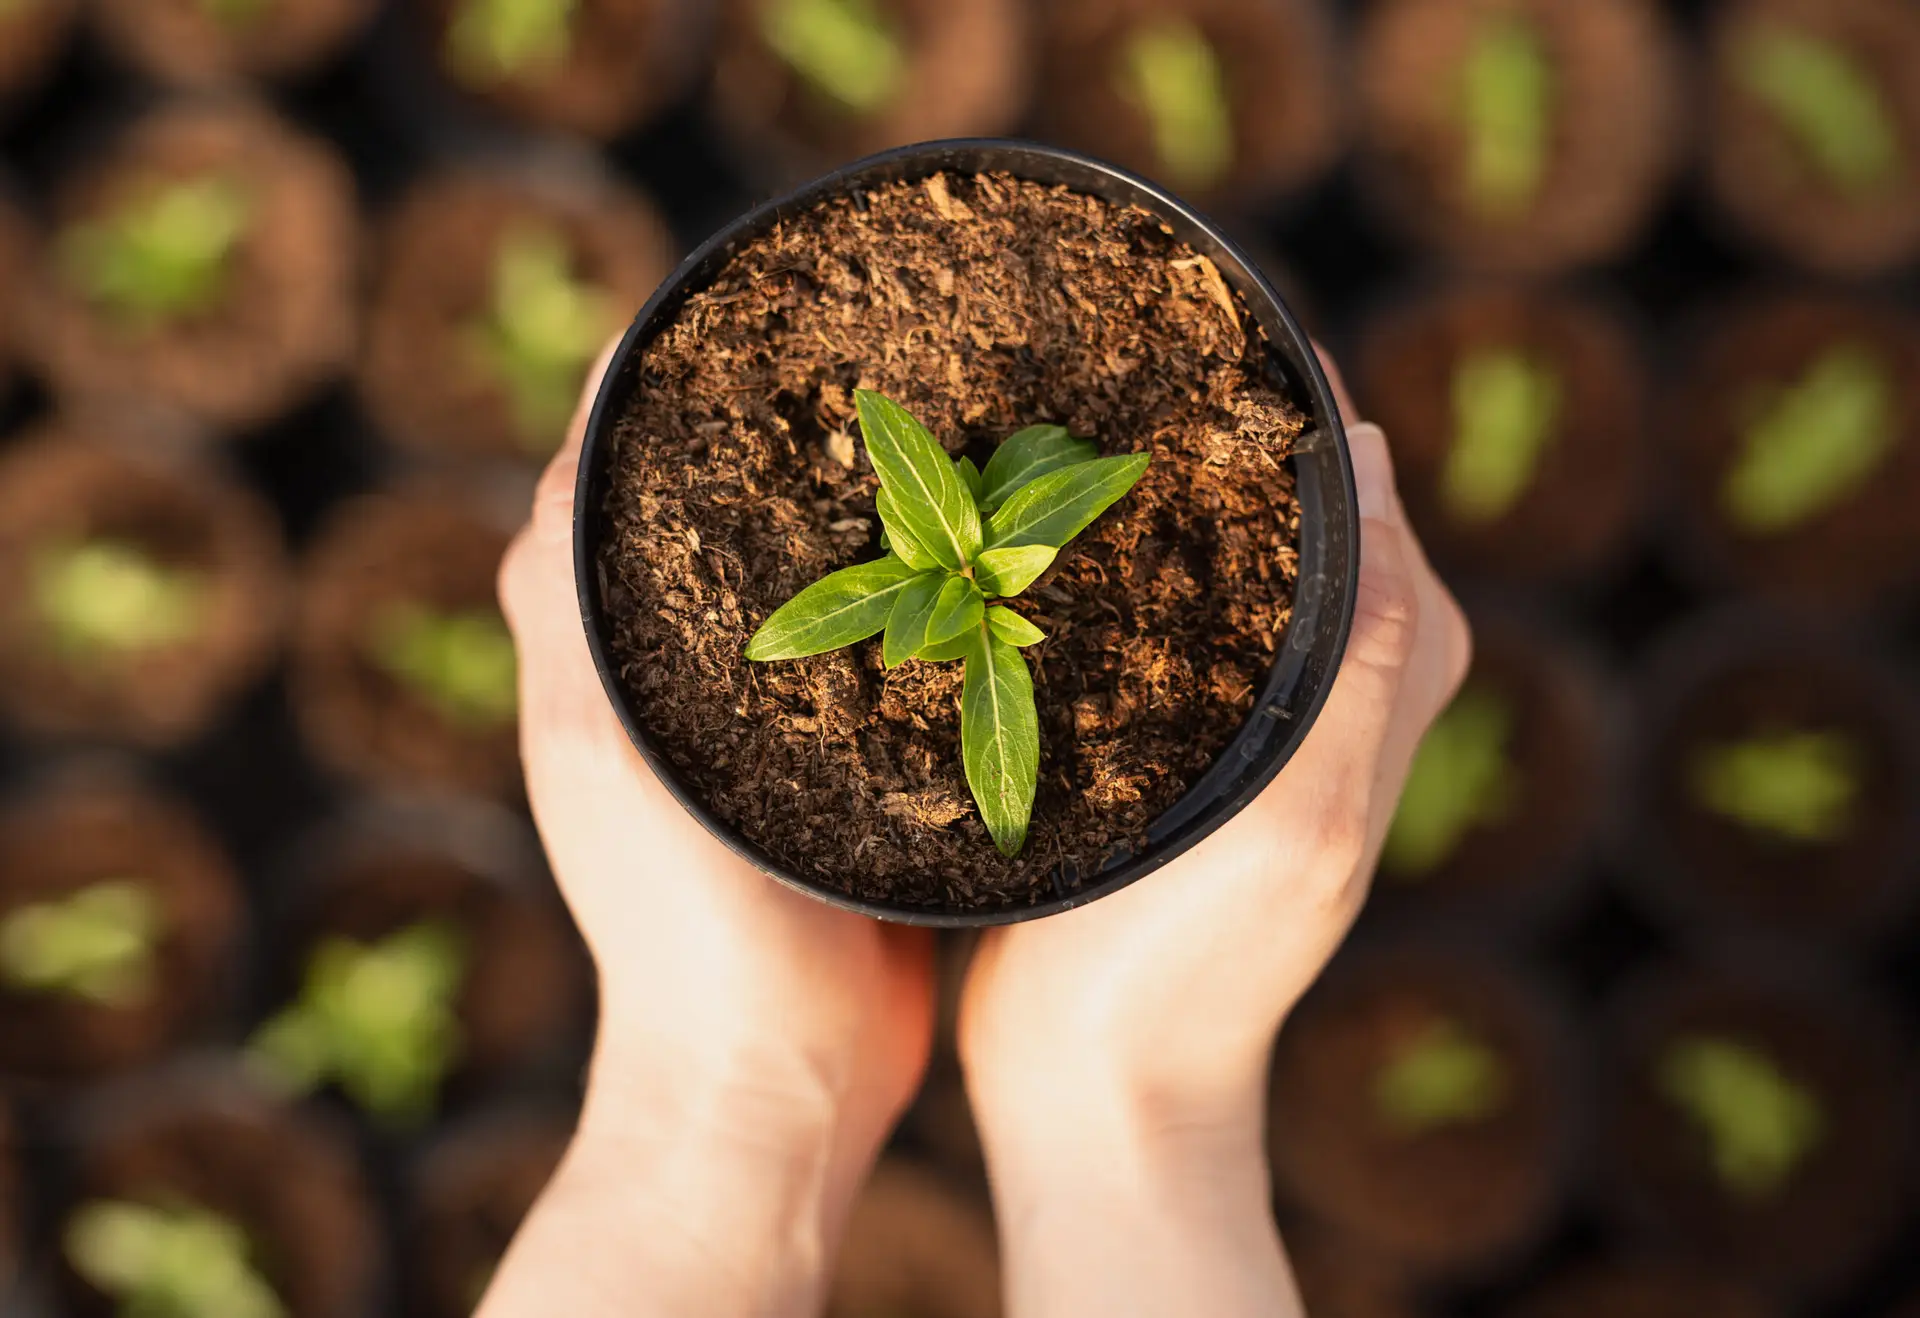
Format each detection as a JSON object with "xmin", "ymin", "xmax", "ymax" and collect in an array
[
  {"xmin": 956, "ymin": 354, "xmax": 1471, "ymax": 1316},
  {"xmin": 481, "ymin": 344, "xmax": 935, "ymax": 1318}
]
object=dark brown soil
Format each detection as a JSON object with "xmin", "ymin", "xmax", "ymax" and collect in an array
[
  {"xmin": 1356, "ymin": 0, "xmax": 1683, "ymax": 272},
  {"xmin": 61, "ymin": 1070, "xmax": 379, "ymax": 1318},
  {"xmin": 827, "ymin": 1159, "xmax": 1000, "ymax": 1318},
  {"xmin": 0, "ymin": 781, "xmax": 241, "ymax": 1081},
  {"xmin": 423, "ymin": 0, "xmax": 705, "ymax": 140},
  {"xmin": 407, "ymin": 1108, "xmax": 571, "ymax": 1318},
  {"xmin": 0, "ymin": 426, "xmax": 288, "ymax": 747},
  {"xmin": 1505, "ymin": 1260, "xmax": 1782, "ymax": 1318},
  {"xmin": 17, "ymin": 101, "xmax": 359, "ymax": 433},
  {"xmin": 360, "ymin": 170, "xmax": 676, "ymax": 463},
  {"xmin": 1268, "ymin": 943, "xmax": 1571, "ymax": 1275},
  {"xmin": 1282, "ymin": 1223, "xmax": 1421, "ymax": 1318},
  {"xmin": 293, "ymin": 489, "xmax": 522, "ymax": 800},
  {"xmin": 1671, "ymin": 294, "xmax": 1920, "ymax": 610},
  {"xmin": 1644, "ymin": 635, "xmax": 1915, "ymax": 939},
  {"xmin": 1033, "ymin": 0, "xmax": 1344, "ymax": 208},
  {"xmin": 1706, "ymin": 0, "xmax": 1920, "ymax": 276},
  {"xmin": 598, "ymin": 172, "xmax": 1307, "ymax": 909},
  {"xmin": 92, "ymin": 0, "xmax": 374, "ymax": 86},
  {"xmin": 1601, "ymin": 966, "xmax": 1910, "ymax": 1296},
  {"xmin": 711, "ymin": 0, "xmax": 1029, "ymax": 182},
  {"xmin": 0, "ymin": 0, "xmax": 74, "ymax": 103},
  {"xmin": 0, "ymin": 201, "xmax": 27, "ymax": 396},
  {"xmin": 1355, "ymin": 283, "xmax": 1648, "ymax": 582},
  {"xmin": 1375, "ymin": 615, "xmax": 1608, "ymax": 918},
  {"xmin": 275, "ymin": 828, "xmax": 586, "ymax": 1094}
]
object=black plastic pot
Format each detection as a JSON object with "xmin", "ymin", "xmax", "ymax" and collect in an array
[{"xmin": 573, "ymin": 139, "xmax": 1359, "ymax": 926}]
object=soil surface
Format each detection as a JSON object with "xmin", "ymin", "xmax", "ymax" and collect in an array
[
  {"xmin": 1507, "ymin": 1261, "xmax": 1781, "ymax": 1318},
  {"xmin": 360, "ymin": 170, "xmax": 676, "ymax": 463},
  {"xmin": 0, "ymin": 426, "xmax": 288, "ymax": 747},
  {"xmin": 599, "ymin": 172, "xmax": 1307, "ymax": 909},
  {"xmin": 18, "ymin": 101, "xmax": 359, "ymax": 433},
  {"xmin": 712, "ymin": 0, "xmax": 1030, "ymax": 182},
  {"xmin": 1034, "ymin": 0, "xmax": 1343, "ymax": 207},
  {"xmin": 0, "ymin": 782, "xmax": 241, "ymax": 1080},
  {"xmin": 408, "ymin": 1110, "xmax": 571, "ymax": 1318},
  {"xmin": 63, "ymin": 1074, "xmax": 378, "ymax": 1318},
  {"xmin": 1282, "ymin": 1224, "xmax": 1421, "ymax": 1318},
  {"xmin": 827, "ymin": 1160, "xmax": 1001, "ymax": 1318},
  {"xmin": 1357, "ymin": 0, "xmax": 1682, "ymax": 272},
  {"xmin": 91, "ymin": 0, "xmax": 373, "ymax": 86},
  {"xmin": 1356, "ymin": 283, "xmax": 1647, "ymax": 582},
  {"xmin": 0, "ymin": 0, "xmax": 73, "ymax": 101},
  {"xmin": 1707, "ymin": 0, "xmax": 1920, "ymax": 276}
]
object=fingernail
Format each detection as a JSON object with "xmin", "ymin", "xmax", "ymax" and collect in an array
[{"xmin": 1346, "ymin": 423, "xmax": 1396, "ymax": 518}]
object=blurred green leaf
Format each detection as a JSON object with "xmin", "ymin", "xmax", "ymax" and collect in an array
[
  {"xmin": 0, "ymin": 880, "xmax": 161, "ymax": 1007},
  {"xmin": 1443, "ymin": 348, "xmax": 1561, "ymax": 524},
  {"xmin": 447, "ymin": 0, "xmax": 579, "ymax": 82},
  {"xmin": 1689, "ymin": 727, "xmax": 1862, "ymax": 844},
  {"xmin": 32, "ymin": 540, "xmax": 210, "ymax": 661},
  {"xmin": 1457, "ymin": 14, "xmax": 1554, "ymax": 216},
  {"xmin": 1118, "ymin": 18, "xmax": 1235, "ymax": 193},
  {"xmin": 1382, "ymin": 684, "xmax": 1519, "ymax": 878},
  {"xmin": 59, "ymin": 176, "xmax": 251, "ymax": 327},
  {"xmin": 67, "ymin": 1199, "xmax": 286, "ymax": 1318},
  {"xmin": 1724, "ymin": 345, "xmax": 1894, "ymax": 533},
  {"xmin": 761, "ymin": 0, "xmax": 905, "ymax": 115},
  {"xmin": 1373, "ymin": 1018, "xmax": 1509, "ymax": 1136},
  {"xmin": 195, "ymin": 0, "xmax": 271, "ymax": 27},
  {"xmin": 1659, "ymin": 1035, "xmax": 1825, "ymax": 1200},
  {"xmin": 1736, "ymin": 22, "xmax": 1901, "ymax": 195},
  {"xmin": 368, "ymin": 603, "xmax": 520, "ymax": 729}
]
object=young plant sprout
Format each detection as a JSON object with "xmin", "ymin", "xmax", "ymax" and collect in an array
[
  {"xmin": 32, "ymin": 540, "xmax": 210, "ymax": 661},
  {"xmin": 1724, "ymin": 345, "xmax": 1894, "ymax": 533},
  {"xmin": 0, "ymin": 880, "xmax": 160, "ymax": 1007},
  {"xmin": 1443, "ymin": 347, "xmax": 1561, "ymax": 523},
  {"xmin": 194, "ymin": 0, "xmax": 271, "ymax": 28},
  {"xmin": 59, "ymin": 176, "xmax": 252, "ymax": 328},
  {"xmin": 761, "ymin": 0, "xmax": 906, "ymax": 116},
  {"xmin": 1382, "ymin": 683, "xmax": 1518, "ymax": 878},
  {"xmin": 248, "ymin": 921, "xmax": 466, "ymax": 1127},
  {"xmin": 1735, "ymin": 23, "xmax": 1901, "ymax": 196},
  {"xmin": 447, "ymin": 0, "xmax": 579, "ymax": 82},
  {"xmin": 368, "ymin": 603, "xmax": 519, "ymax": 730},
  {"xmin": 1658, "ymin": 1035, "xmax": 1825, "ymax": 1200},
  {"xmin": 1373, "ymin": 1017, "xmax": 1509, "ymax": 1137},
  {"xmin": 1689, "ymin": 727, "xmax": 1862, "ymax": 845},
  {"xmin": 467, "ymin": 227, "xmax": 619, "ymax": 454},
  {"xmin": 66, "ymin": 1199, "xmax": 285, "ymax": 1318},
  {"xmin": 745, "ymin": 391, "xmax": 1150, "ymax": 857},
  {"xmin": 1118, "ymin": 18, "xmax": 1235, "ymax": 194},
  {"xmin": 1456, "ymin": 13, "xmax": 1554, "ymax": 216}
]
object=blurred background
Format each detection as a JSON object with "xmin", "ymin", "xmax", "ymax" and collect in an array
[{"xmin": 0, "ymin": 0, "xmax": 1916, "ymax": 1314}]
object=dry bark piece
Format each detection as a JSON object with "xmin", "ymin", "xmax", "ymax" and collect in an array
[
  {"xmin": 0, "ymin": 425, "xmax": 288, "ymax": 747},
  {"xmin": 90, "ymin": 0, "xmax": 376, "ymax": 87}
]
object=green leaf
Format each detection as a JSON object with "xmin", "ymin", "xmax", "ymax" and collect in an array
[
  {"xmin": 977, "ymin": 425, "xmax": 1100, "ymax": 511},
  {"xmin": 368, "ymin": 605, "xmax": 519, "ymax": 729},
  {"xmin": 1443, "ymin": 349, "xmax": 1561, "ymax": 524},
  {"xmin": 876, "ymin": 488, "xmax": 939, "ymax": 571},
  {"xmin": 1382, "ymin": 684, "xmax": 1519, "ymax": 878},
  {"xmin": 1689, "ymin": 728, "xmax": 1861, "ymax": 843},
  {"xmin": 923, "ymin": 576, "xmax": 985, "ymax": 648},
  {"xmin": 1659, "ymin": 1035, "xmax": 1825, "ymax": 1200},
  {"xmin": 1457, "ymin": 14, "xmax": 1554, "ymax": 216},
  {"xmin": 985, "ymin": 606, "xmax": 1046, "ymax": 648},
  {"xmin": 984, "ymin": 453, "xmax": 1152, "ymax": 550},
  {"xmin": 1735, "ymin": 22, "xmax": 1901, "ymax": 196},
  {"xmin": 973, "ymin": 544, "xmax": 1057, "ymax": 598},
  {"xmin": 59, "ymin": 176, "xmax": 252, "ymax": 328},
  {"xmin": 1117, "ymin": 18, "xmax": 1236, "ymax": 193},
  {"xmin": 1372, "ymin": 1019, "xmax": 1509, "ymax": 1137},
  {"xmin": 745, "ymin": 554, "xmax": 921, "ymax": 661},
  {"xmin": 915, "ymin": 632, "xmax": 975, "ymax": 663},
  {"xmin": 447, "ymin": 0, "xmax": 580, "ymax": 83},
  {"xmin": 32, "ymin": 540, "xmax": 209, "ymax": 660},
  {"xmin": 956, "ymin": 455, "xmax": 984, "ymax": 501},
  {"xmin": 66, "ymin": 1199, "xmax": 287, "ymax": 1318},
  {"xmin": 856, "ymin": 390, "xmax": 981, "ymax": 569},
  {"xmin": 961, "ymin": 628, "xmax": 1040, "ymax": 856},
  {"xmin": 1722, "ymin": 345, "xmax": 1894, "ymax": 533},
  {"xmin": 0, "ymin": 880, "xmax": 161, "ymax": 1007},
  {"xmin": 882, "ymin": 572, "xmax": 947, "ymax": 669},
  {"xmin": 760, "ymin": 0, "xmax": 905, "ymax": 115}
]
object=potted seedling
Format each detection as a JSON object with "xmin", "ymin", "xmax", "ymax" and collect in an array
[
  {"xmin": 1355, "ymin": 0, "xmax": 1682, "ymax": 272},
  {"xmin": 1268, "ymin": 940, "xmax": 1575, "ymax": 1278},
  {"xmin": 90, "ymin": 0, "xmax": 375, "ymax": 87},
  {"xmin": 0, "ymin": 780, "xmax": 240, "ymax": 1081},
  {"xmin": 294, "ymin": 491, "xmax": 523, "ymax": 800},
  {"xmin": 1506, "ymin": 1261, "xmax": 1782, "ymax": 1318},
  {"xmin": 20, "ymin": 101, "xmax": 358, "ymax": 432},
  {"xmin": 1032, "ymin": 0, "xmax": 1344, "ymax": 208},
  {"xmin": 711, "ymin": 0, "xmax": 1029, "ymax": 181},
  {"xmin": 1355, "ymin": 282, "xmax": 1648, "ymax": 583},
  {"xmin": 1705, "ymin": 0, "xmax": 1920, "ymax": 277},
  {"xmin": 361, "ymin": 171, "xmax": 673, "ymax": 465},
  {"xmin": 827, "ymin": 1159, "xmax": 1000, "ymax": 1318},
  {"xmin": 576, "ymin": 141, "xmax": 1357, "ymax": 921},
  {"xmin": 64, "ymin": 1199, "xmax": 287, "ymax": 1318}
]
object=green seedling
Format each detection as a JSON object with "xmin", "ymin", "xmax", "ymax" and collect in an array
[
  {"xmin": 467, "ymin": 227, "xmax": 620, "ymax": 454},
  {"xmin": 66, "ymin": 1198, "xmax": 285, "ymax": 1318},
  {"xmin": 368, "ymin": 603, "xmax": 519, "ymax": 730},
  {"xmin": 248, "ymin": 921, "xmax": 466, "ymax": 1127},
  {"xmin": 59, "ymin": 176, "xmax": 251, "ymax": 328},
  {"xmin": 1374, "ymin": 1017, "xmax": 1509, "ymax": 1137},
  {"xmin": 761, "ymin": 0, "xmax": 905, "ymax": 116},
  {"xmin": 1118, "ymin": 18, "xmax": 1235, "ymax": 194},
  {"xmin": 32, "ymin": 540, "xmax": 210, "ymax": 661},
  {"xmin": 1659, "ymin": 1035, "xmax": 1824, "ymax": 1200},
  {"xmin": 1456, "ymin": 13, "xmax": 1554, "ymax": 216},
  {"xmin": 1443, "ymin": 347, "xmax": 1561, "ymax": 523},
  {"xmin": 1735, "ymin": 22, "xmax": 1901, "ymax": 196},
  {"xmin": 194, "ymin": 0, "xmax": 271, "ymax": 28},
  {"xmin": 1690, "ymin": 727, "xmax": 1862, "ymax": 845},
  {"xmin": 0, "ymin": 880, "xmax": 160, "ymax": 1007},
  {"xmin": 447, "ymin": 0, "xmax": 579, "ymax": 82},
  {"xmin": 1724, "ymin": 345, "xmax": 1894, "ymax": 534},
  {"xmin": 1382, "ymin": 683, "xmax": 1519, "ymax": 878},
  {"xmin": 746, "ymin": 392, "xmax": 1149, "ymax": 856}
]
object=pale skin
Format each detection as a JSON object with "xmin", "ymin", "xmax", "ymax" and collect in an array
[{"xmin": 483, "ymin": 344, "xmax": 1469, "ymax": 1318}]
